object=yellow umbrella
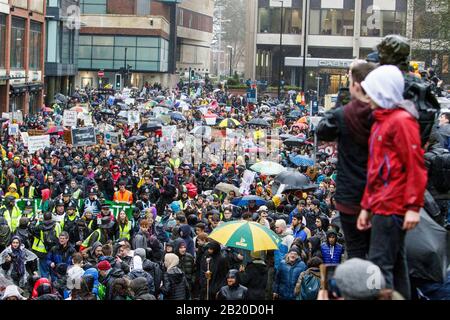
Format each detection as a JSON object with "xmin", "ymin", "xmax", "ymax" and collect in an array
[
  {"xmin": 218, "ymin": 118, "xmax": 241, "ymax": 128},
  {"xmin": 209, "ymin": 220, "xmax": 280, "ymax": 251}
]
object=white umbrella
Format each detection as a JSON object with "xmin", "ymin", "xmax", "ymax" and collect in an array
[
  {"xmin": 250, "ymin": 161, "xmax": 287, "ymax": 176},
  {"xmin": 190, "ymin": 126, "xmax": 212, "ymax": 138}
]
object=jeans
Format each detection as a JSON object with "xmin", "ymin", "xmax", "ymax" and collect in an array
[
  {"xmin": 368, "ymin": 214, "xmax": 411, "ymax": 300},
  {"xmin": 340, "ymin": 212, "xmax": 371, "ymax": 260},
  {"xmin": 38, "ymin": 257, "xmax": 50, "ymax": 279}
]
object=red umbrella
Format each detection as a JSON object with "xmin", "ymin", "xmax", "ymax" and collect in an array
[{"xmin": 47, "ymin": 126, "xmax": 65, "ymax": 135}]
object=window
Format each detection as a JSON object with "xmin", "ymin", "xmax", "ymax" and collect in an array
[
  {"xmin": 361, "ymin": 1, "xmax": 407, "ymax": 37},
  {"xmin": 29, "ymin": 22, "xmax": 43, "ymax": 70},
  {"xmin": 11, "ymin": 18, "xmax": 25, "ymax": 69},
  {"xmin": 0, "ymin": 14, "xmax": 5, "ymax": 68},
  {"xmin": 310, "ymin": 8, "xmax": 355, "ymax": 36},
  {"xmin": 136, "ymin": 0, "xmax": 151, "ymax": 16},
  {"xmin": 258, "ymin": 7, "xmax": 302, "ymax": 34},
  {"xmin": 80, "ymin": 0, "xmax": 107, "ymax": 14}
]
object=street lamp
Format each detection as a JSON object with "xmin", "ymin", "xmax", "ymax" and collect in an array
[
  {"xmin": 227, "ymin": 45, "xmax": 233, "ymax": 77},
  {"xmin": 301, "ymin": 0, "xmax": 309, "ymax": 93},
  {"xmin": 278, "ymin": 0, "xmax": 284, "ymax": 101}
]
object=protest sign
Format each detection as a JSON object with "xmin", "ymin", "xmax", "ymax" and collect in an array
[
  {"xmin": 21, "ymin": 131, "xmax": 29, "ymax": 146},
  {"xmin": 8, "ymin": 124, "xmax": 19, "ymax": 135},
  {"xmin": 128, "ymin": 111, "xmax": 140, "ymax": 125},
  {"xmin": 104, "ymin": 131, "xmax": 120, "ymax": 145},
  {"xmin": 72, "ymin": 127, "xmax": 97, "ymax": 147},
  {"xmin": 239, "ymin": 170, "xmax": 256, "ymax": 196},
  {"xmin": 28, "ymin": 135, "xmax": 50, "ymax": 153},
  {"xmin": 63, "ymin": 110, "xmax": 78, "ymax": 127}
]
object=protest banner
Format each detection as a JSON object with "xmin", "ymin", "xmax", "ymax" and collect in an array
[
  {"xmin": 72, "ymin": 127, "xmax": 97, "ymax": 147},
  {"xmin": 63, "ymin": 110, "xmax": 78, "ymax": 127},
  {"xmin": 28, "ymin": 135, "xmax": 50, "ymax": 153}
]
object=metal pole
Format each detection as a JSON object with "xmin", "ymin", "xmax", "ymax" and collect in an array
[
  {"xmin": 218, "ymin": 5, "xmax": 222, "ymax": 78},
  {"xmin": 316, "ymin": 76, "xmax": 321, "ymax": 108},
  {"xmin": 124, "ymin": 47, "xmax": 128, "ymax": 88},
  {"xmin": 313, "ymin": 131, "xmax": 317, "ymax": 164},
  {"xmin": 229, "ymin": 47, "xmax": 233, "ymax": 77},
  {"xmin": 188, "ymin": 66, "xmax": 191, "ymax": 96},
  {"xmin": 278, "ymin": 0, "xmax": 284, "ymax": 100},
  {"xmin": 301, "ymin": 0, "xmax": 309, "ymax": 92}
]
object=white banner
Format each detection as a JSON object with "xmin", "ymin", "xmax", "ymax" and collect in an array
[
  {"xmin": 28, "ymin": 135, "xmax": 50, "ymax": 154},
  {"xmin": 63, "ymin": 110, "xmax": 78, "ymax": 127},
  {"xmin": 270, "ymin": 0, "xmax": 292, "ymax": 7},
  {"xmin": 128, "ymin": 111, "xmax": 141, "ymax": 125},
  {"xmin": 239, "ymin": 170, "xmax": 256, "ymax": 196}
]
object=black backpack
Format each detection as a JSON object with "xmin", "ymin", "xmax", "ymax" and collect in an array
[
  {"xmin": 298, "ymin": 271, "xmax": 321, "ymax": 300},
  {"xmin": 404, "ymin": 78, "xmax": 440, "ymax": 146},
  {"xmin": 425, "ymin": 147, "xmax": 450, "ymax": 195},
  {"xmin": 43, "ymin": 227, "xmax": 59, "ymax": 251}
]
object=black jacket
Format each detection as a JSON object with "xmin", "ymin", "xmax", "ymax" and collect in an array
[
  {"xmin": 161, "ymin": 267, "xmax": 190, "ymax": 300},
  {"xmin": 130, "ymin": 277, "xmax": 156, "ymax": 300},
  {"xmin": 217, "ymin": 284, "xmax": 248, "ymax": 300},
  {"xmin": 128, "ymin": 269, "xmax": 155, "ymax": 295},
  {"xmin": 316, "ymin": 100, "xmax": 372, "ymax": 209},
  {"xmin": 238, "ymin": 261, "xmax": 268, "ymax": 300}
]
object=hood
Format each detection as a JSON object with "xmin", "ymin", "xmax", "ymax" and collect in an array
[
  {"xmin": 32, "ymin": 278, "xmax": 51, "ymax": 298},
  {"xmin": 179, "ymin": 224, "xmax": 192, "ymax": 239},
  {"xmin": 8, "ymin": 183, "xmax": 17, "ymax": 191},
  {"xmin": 41, "ymin": 189, "xmax": 51, "ymax": 202},
  {"xmin": 130, "ymin": 277, "xmax": 149, "ymax": 296},
  {"xmin": 42, "ymin": 221, "xmax": 57, "ymax": 231},
  {"xmin": 83, "ymin": 268, "xmax": 99, "ymax": 282},
  {"xmin": 207, "ymin": 241, "xmax": 221, "ymax": 256},
  {"xmin": 164, "ymin": 253, "xmax": 179, "ymax": 270},
  {"xmin": 89, "ymin": 241, "xmax": 102, "ymax": 257},
  {"xmin": 226, "ymin": 269, "xmax": 240, "ymax": 286},
  {"xmin": 281, "ymin": 228, "xmax": 293, "ymax": 238},
  {"xmin": 134, "ymin": 248, "xmax": 146, "ymax": 261},
  {"xmin": 109, "ymin": 267, "xmax": 125, "ymax": 278},
  {"xmin": 129, "ymin": 269, "xmax": 148, "ymax": 280},
  {"xmin": 361, "ymin": 65, "xmax": 404, "ymax": 109},
  {"xmin": 173, "ymin": 238, "xmax": 186, "ymax": 255}
]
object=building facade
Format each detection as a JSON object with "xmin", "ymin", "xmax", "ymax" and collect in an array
[
  {"xmin": 0, "ymin": 0, "xmax": 46, "ymax": 114},
  {"xmin": 246, "ymin": 0, "xmax": 449, "ymax": 94},
  {"xmin": 76, "ymin": 0, "xmax": 173, "ymax": 89},
  {"xmin": 176, "ymin": 0, "xmax": 214, "ymax": 78},
  {"xmin": 45, "ymin": 0, "xmax": 80, "ymax": 105}
]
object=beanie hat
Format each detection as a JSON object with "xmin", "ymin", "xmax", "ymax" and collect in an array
[
  {"xmin": 361, "ymin": 65, "xmax": 404, "ymax": 109},
  {"xmin": 97, "ymin": 260, "xmax": 111, "ymax": 271},
  {"xmin": 335, "ymin": 258, "xmax": 386, "ymax": 300},
  {"xmin": 288, "ymin": 246, "xmax": 301, "ymax": 255}
]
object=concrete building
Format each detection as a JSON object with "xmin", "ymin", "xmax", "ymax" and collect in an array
[
  {"xmin": 0, "ymin": 0, "xmax": 46, "ymax": 114},
  {"xmin": 176, "ymin": 0, "xmax": 214, "ymax": 78},
  {"xmin": 75, "ymin": 0, "xmax": 213, "ymax": 89},
  {"xmin": 246, "ymin": 0, "xmax": 449, "ymax": 94},
  {"xmin": 45, "ymin": 0, "xmax": 80, "ymax": 105}
]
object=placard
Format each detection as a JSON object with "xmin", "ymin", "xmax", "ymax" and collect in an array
[
  {"xmin": 128, "ymin": 111, "xmax": 140, "ymax": 125},
  {"xmin": 72, "ymin": 127, "xmax": 97, "ymax": 147},
  {"xmin": 28, "ymin": 135, "xmax": 50, "ymax": 153},
  {"xmin": 63, "ymin": 110, "xmax": 78, "ymax": 127},
  {"xmin": 21, "ymin": 131, "xmax": 29, "ymax": 146},
  {"xmin": 8, "ymin": 124, "xmax": 19, "ymax": 135},
  {"xmin": 104, "ymin": 131, "xmax": 120, "ymax": 145}
]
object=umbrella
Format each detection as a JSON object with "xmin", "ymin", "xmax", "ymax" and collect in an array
[
  {"xmin": 280, "ymin": 134, "xmax": 294, "ymax": 140},
  {"xmin": 70, "ymin": 106, "xmax": 85, "ymax": 113},
  {"xmin": 42, "ymin": 107, "xmax": 53, "ymax": 113},
  {"xmin": 289, "ymin": 154, "xmax": 315, "ymax": 167},
  {"xmin": 250, "ymin": 161, "xmax": 286, "ymax": 176},
  {"xmin": 274, "ymin": 171, "xmax": 317, "ymax": 192},
  {"xmin": 406, "ymin": 208, "xmax": 448, "ymax": 283},
  {"xmin": 126, "ymin": 135, "xmax": 147, "ymax": 145},
  {"xmin": 247, "ymin": 118, "xmax": 271, "ymax": 127},
  {"xmin": 287, "ymin": 110, "xmax": 302, "ymax": 119},
  {"xmin": 215, "ymin": 183, "xmax": 241, "ymax": 196},
  {"xmin": 208, "ymin": 220, "xmax": 280, "ymax": 252},
  {"xmin": 190, "ymin": 126, "xmax": 212, "ymax": 138},
  {"xmin": 219, "ymin": 118, "xmax": 241, "ymax": 128},
  {"xmin": 170, "ymin": 112, "xmax": 186, "ymax": 122},
  {"xmin": 0, "ymin": 118, "xmax": 8, "ymax": 123},
  {"xmin": 100, "ymin": 109, "xmax": 115, "ymax": 115},
  {"xmin": 152, "ymin": 106, "xmax": 171, "ymax": 115},
  {"xmin": 47, "ymin": 126, "xmax": 65, "ymax": 135},
  {"xmin": 232, "ymin": 195, "xmax": 266, "ymax": 207},
  {"xmin": 244, "ymin": 147, "xmax": 266, "ymax": 153},
  {"xmin": 145, "ymin": 101, "xmax": 157, "ymax": 109},
  {"xmin": 283, "ymin": 137, "xmax": 307, "ymax": 148},
  {"xmin": 139, "ymin": 122, "xmax": 162, "ymax": 132}
]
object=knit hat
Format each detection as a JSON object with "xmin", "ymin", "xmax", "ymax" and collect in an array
[
  {"xmin": 288, "ymin": 246, "xmax": 301, "ymax": 255},
  {"xmin": 361, "ymin": 65, "xmax": 404, "ymax": 109},
  {"xmin": 97, "ymin": 260, "xmax": 111, "ymax": 271},
  {"xmin": 334, "ymin": 258, "xmax": 386, "ymax": 300}
]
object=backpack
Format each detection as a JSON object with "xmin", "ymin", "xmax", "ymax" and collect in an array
[
  {"xmin": 425, "ymin": 147, "xmax": 450, "ymax": 194},
  {"xmin": 404, "ymin": 78, "xmax": 440, "ymax": 146},
  {"xmin": 298, "ymin": 271, "xmax": 321, "ymax": 301},
  {"xmin": 43, "ymin": 227, "xmax": 59, "ymax": 251}
]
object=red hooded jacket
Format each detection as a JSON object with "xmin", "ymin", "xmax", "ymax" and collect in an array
[{"xmin": 361, "ymin": 106, "xmax": 427, "ymax": 216}]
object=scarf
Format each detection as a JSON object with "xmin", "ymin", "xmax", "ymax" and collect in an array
[{"xmin": 10, "ymin": 238, "xmax": 26, "ymax": 278}]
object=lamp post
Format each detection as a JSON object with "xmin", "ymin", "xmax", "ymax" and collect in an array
[
  {"xmin": 227, "ymin": 45, "xmax": 233, "ymax": 77},
  {"xmin": 278, "ymin": 0, "xmax": 284, "ymax": 100},
  {"xmin": 301, "ymin": 0, "xmax": 309, "ymax": 93}
]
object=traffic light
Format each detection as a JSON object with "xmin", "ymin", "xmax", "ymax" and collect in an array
[
  {"xmin": 190, "ymin": 69, "xmax": 195, "ymax": 80},
  {"xmin": 115, "ymin": 74, "xmax": 122, "ymax": 90}
]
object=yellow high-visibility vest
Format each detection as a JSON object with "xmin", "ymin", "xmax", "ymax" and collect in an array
[
  {"xmin": 82, "ymin": 229, "xmax": 102, "ymax": 248},
  {"xmin": 32, "ymin": 223, "xmax": 62, "ymax": 254},
  {"xmin": 118, "ymin": 221, "xmax": 132, "ymax": 240}
]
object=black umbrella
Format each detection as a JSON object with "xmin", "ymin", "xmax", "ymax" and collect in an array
[
  {"xmin": 274, "ymin": 171, "xmax": 317, "ymax": 192},
  {"xmin": 283, "ymin": 137, "xmax": 307, "ymax": 148},
  {"xmin": 139, "ymin": 122, "xmax": 162, "ymax": 132},
  {"xmin": 126, "ymin": 135, "xmax": 147, "ymax": 145},
  {"xmin": 247, "ymin": 118, "xmax": 271, "ymax": 127},
  {"xmin": 406, "ymin": 208, "xmax": 448, "ymax": 283},
  {"xmin": 0, "ymin": 118, "xmax": 8, "ymax": 123},
  {"xmin": 54, "ymin": 93, "xmax": 68, "ymax": 104}
]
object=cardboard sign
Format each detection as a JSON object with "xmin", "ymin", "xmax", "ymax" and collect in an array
[
  {"xmin": 27, "ymin": 129, "xmax": 47, "ymax": 136},
  {"xmin": 21, "ymin": 131, "xmax": 29, "ymax": 146},
  {"xmin": 128, "ymin": 111, "xmax": 140, "ymax": 125},
  {"xmin": 104, "ymin": 131, "xmax": 120, "ymax": 145},
  {"xmin": 63, "ymin": 110, "xmax": 78, "ymax": 127},
  {"xmin": 28, "ymin": 135, "xmax": 50, "ymax": 153},
  {"xmin": 72, "ymin": 127, "xmax": 97, "ymax": 147},
  {"xmin": 8, "ymin": 124, "xmax": 19, "ymax": 135}
]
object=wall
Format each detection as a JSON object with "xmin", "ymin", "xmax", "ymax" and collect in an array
[{"xmin": 178, "ymin": 0, "xmax": 214, "ymax": 18}]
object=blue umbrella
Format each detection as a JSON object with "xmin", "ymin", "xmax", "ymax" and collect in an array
[
  {"xmin": 232, "ymin": 195, "xmax": 267, "ymax": 207},
  {"xmin": 170, "ymin": 112, "xmax": 186, "ymax": 122},
  {"xmin": 289, "ymin": 154, "xmax": 315, "ymax": 167},
  {"xmin": 287, "ymin": 110, "xmax": 302, "ymax": 118}
]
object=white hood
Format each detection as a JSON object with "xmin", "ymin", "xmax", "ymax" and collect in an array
[{"xmin": 361, "ymin": 65, "xmax": 404, "ymax": 109}]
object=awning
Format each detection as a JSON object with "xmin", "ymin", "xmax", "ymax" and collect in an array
[
  {"xmin": 10, "ymin": 84, "xmax": 28, "ymax": 95},
  {"xmin": 28, "ymin": 83, "xmax": 43, "ymax": 92}
]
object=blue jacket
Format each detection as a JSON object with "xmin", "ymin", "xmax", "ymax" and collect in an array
[
  {"xmin": 273, "ymin": 258, "xmax": 307, "ymax": 300},
  {"xmin": 320, "ymin": 243, "xmax": 343, "ymax": 264},
  {"xmin": 292, "ymin": 226, "xmax": 307, "ymax": 242},
  {"xmin": 83, "ymin": 268, "xmax": 99, "ymax": 297},
  {"xmin": 46, "ymin": 243, "xmax": 76, "ymax": 279},
  {"xmin": 274, "ymin": 230, "xmax": 294, "ymax": 271}
]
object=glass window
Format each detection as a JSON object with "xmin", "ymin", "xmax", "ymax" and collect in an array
[
  {"xmin": 79, "ymin": 46, "xmax": 92, "ymax": 59},
  {"xmin": 80, "ymin": 0, "xmax": 107, "ymax": 14},
  {"xmin": 258, "ymin": 7, "xmax": 302, "ymax": 34},
  {"xmin": 92, "ymin": 59, "xmax": 113, "ymax": 69},
  {"xmin": 136, "ymin": 61, "xmax": 158, "ymax": 71},
  {"xmin": 361, "ymin": 5, "xmax": 407, "ymax": 37},
  {"xmin": 92, "ymin": 46, "xmax": 113, "ymax": 60},
  {"xmin": 310, "ymin": 8, "xmax": 354, "ymax": 36},
  {"xmin": 137, "ymin": 47, "xmax": 159, "ymax": 61},
  {"xmin": 79, "ymin": 35, "xmax": 92, "ymax": 45},
  {"xmin": 92, "ymin": 36, "xmax": 114, "ymax": 46},
  {"xmin": 78, "ymin": 59, "xmax": 92, "ymax": 69},
  {"xmin": 0, "ymin": 14, "xmax": 6, "ymax": 68},
  {"xmin": 115, "ymin": 36, "xmax": 137, "ymax": 47},
  {"xmin": 136, "ymin": 0, "xmax": 151, "ymax": 16},
  {"xmin": 11, "ymin": 17, "xmax": 25, "ymax": 69},
  {"xmin": 137, "ymin": 37, "xmax": 158, "ymax": 47},
  {"xmin": 29, "ymin": 22, "xmax": 43, "ymax": 70}
]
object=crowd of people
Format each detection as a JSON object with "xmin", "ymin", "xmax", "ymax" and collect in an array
[{"xmin": 0, "ymin": 35, "xmax": 449, "ymax": 301}]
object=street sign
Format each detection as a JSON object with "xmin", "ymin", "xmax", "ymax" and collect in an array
[{"xmin": 98, "ymin": 70, "xmax": 105, "ymax": 78}]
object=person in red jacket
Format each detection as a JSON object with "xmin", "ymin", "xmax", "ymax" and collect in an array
[{"xmin": 357, "ymin": 65, "xmax": 427, "ymax": 300}]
